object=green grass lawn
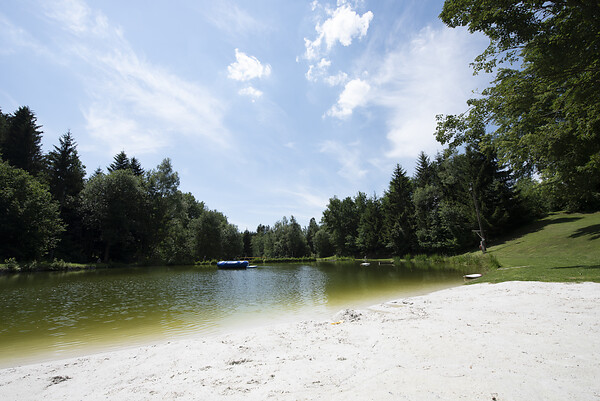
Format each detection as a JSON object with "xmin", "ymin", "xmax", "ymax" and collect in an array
[{"xmin": 475, "ymin": 211, "xmax": 600, "ymax": 283}]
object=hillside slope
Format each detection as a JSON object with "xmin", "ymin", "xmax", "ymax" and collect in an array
[{"xmin": 482, "ymin": 212, "xmax": 600, "ymax": 282}]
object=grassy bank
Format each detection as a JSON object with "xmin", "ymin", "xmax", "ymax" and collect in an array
[
  {"xmin": 0, "ymin": 258, "xmax": 98, "ymax": 273},
  {"xmin": 473, "ymin": 211, "xmax": 600, "ymax": 283}
]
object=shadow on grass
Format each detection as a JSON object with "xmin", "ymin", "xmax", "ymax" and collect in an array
[
  {"xmin": 489, "ymin": 216, "xmax": 582, "ymax": 249},
  {"xmin": 551, "ymin": 265, "xmax": 600, "ymax": 270},
  {"xmin": 569, "ymin": 224, "xmax": 600, "ymax": 240}
]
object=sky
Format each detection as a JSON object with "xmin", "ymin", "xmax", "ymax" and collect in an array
[{"xmin": 0, "ymin": 0, "xmax": 491, "ymax": 231}]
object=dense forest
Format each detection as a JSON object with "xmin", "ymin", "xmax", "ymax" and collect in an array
[{"xmin": 1, "ymin": 0, "xmax": 598, "ymax": 265}]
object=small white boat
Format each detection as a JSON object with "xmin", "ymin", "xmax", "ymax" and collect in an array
[
  {"xmin": 463, "ymin": 273, "xmax": 482, "ymax": 279},
  {"xmin": 360, "ymin": 262, "xmax": 370, "ymax": 266}
]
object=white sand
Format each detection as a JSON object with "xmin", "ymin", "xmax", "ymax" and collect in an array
[{"xmin": 1, "ymin": 281, "xmax": 599, "ymax": 400}]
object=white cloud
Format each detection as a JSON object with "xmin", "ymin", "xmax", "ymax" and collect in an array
[
  {"xmin": 321, "ymin": 5, "xmax": 372, "ymax": 48},
  {"xmin": 305, "ymin": 58, "xmax": 331, "ymax": 82},
  {"xmin": 42, "ymin": 0, "xmax": 112, "ymax": 37},
  {"xmin": 42, "ymin": 0, "xmax": 92, "ymax": 34},
  {"xmin": 82, "ymin": 49, "xmax": 229, "ymax": 154},
  {"xmin": 238, "ymin": 86, "xmax": 263, "ymax": 101},
  {"xmin": 282, "ymin": 187, "xmax": 329, "ymax": 210},
  {"xmin": 84, "ymin": 106, "xmax": 168, "ymax": 155},
  {"xmin": 319, "ymin": 140, "xmax": 368, "ymax": 181},
  {"xmin": 0, "ymin": 13, "xmax": 57, "ymax": 59},
  {"xmin": 304, "ymin": 3, "xmax": 373, "ymax": 60},
  {"xmin": 372, "ymin": 26, "xmax": 489, "ymax": 159},
  {"xmin": 326, "ymin": 78, "xmax": 370, "ymax": 118},
  {"xmin": 305, "ymin": 58, "xmax": 347, "ymax": 86},
  {"xmin": 42, "ymin": 0, "xmax": 229, "ymax": 155},
  {"xmin": 227, "ymin": 49, "xmax": 271, "ymax": 82},
  {"xmin": 324, "ymin": 71, "xmax": 349, "ymax": 86},
  {"xmin": 204, "ymin": 1, "xmax": 264, "ymax": 37}
]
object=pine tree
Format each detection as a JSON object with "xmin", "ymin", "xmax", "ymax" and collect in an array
[
  {"xmin": 287, "ymin": 216, "xmax": 309, "ymax": 257},
  {"xmin": 413, "ymin": 151, "xmax": 433, "ymax": 188},
  {"xmin": 130, "ymin": 157, "xmax": 144, "ymax": 176},
  {"xmin": 242, "ymin": 229, "xmax": 253, "ymax": 257},
  {"xmin": 305, "ymin": 217, "xmax": 320, "ymax": 255},
  {"xmin": 46, "ymin": 131, "xmax": 87, "ymax": 261},
  {"xmin": 0, "ymin": 109, "xmax": 8, "ymax": 154},
  {"xmin": 47, "ymin": 131, "xmax": 86, "ymax": 206},
  {"xmin": 107, "ymin": 151, "xmax": 130, "ymax": 172},
  {"xmin": 383, "ymin": 164, "xmax": 417, "ymax": 256},
  {"xmin": 1, "ymin": 106, "xmax": 45, "ymax": 176}
]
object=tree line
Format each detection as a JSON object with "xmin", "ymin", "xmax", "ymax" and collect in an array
[
  {"xmin": 0, "ymin": 109, "xmax": 588, "ymax": 264},
  {"xmin": 0, "ymin": 105, "xmax": 533, "ymax": 264},
  {"xmin": 299, "ymin": 146, "xmax": 543, "ymax": 258},
  {"xmin": 1, "ymin": 106, "xmax": 243, "ymax": 264}
]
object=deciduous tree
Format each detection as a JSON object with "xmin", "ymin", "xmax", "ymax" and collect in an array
[
  {"xmin": 356, "ymin": 194, "xmax": 385, "ymax": 257},
  {"xmin": 0, "ymin": 161, "xmax": 64, "ymax": 260},
  {"xmin": 437, "ymin": 0, "xmax": 600, "ymax": 211},
  {"xmin": 79, "ymin": 169, "xmax": 147, "ymax": 262}
]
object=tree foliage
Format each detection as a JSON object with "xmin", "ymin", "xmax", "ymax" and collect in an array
[
  {"xmin": 305, "ymin": 217, "xmax": 320, "ymax": 255},
  {"xmin": 0, "ymin": 106, "xmax": 252, "ymax": 265},
  {"xmin": 46, "ymin": 131, "xmax": 87, "ymax": 261},
  {"xmin": 47, "ymin": 131, "xmax": 86, "ymax": 206},
  {"xmin": 321, "ymin": 195, "xmax": 361, "ymax": 256},
  {"xmin": 314, "ymin": 149, "xmax": 530, "ymax": 257},
  {"xmin": 313, "ymin": 228, "xmax": 334, "ymax": 258},
  {"xmin": 0, "ymin": 161, "xmax": 64, "ymax": 260},
  {"xmin": 383, "ymin": 165, "xmax": 417, "ymax": 256},
  {"xmin": 437, "ymin": 0, "xmax": 600, "ymax": 211},
  {"xmin": 250, "ymin": 216, "xmax": 309, "ymax": 258},
  {"xmin": 0, "ymin": 106, "xmax": 45, "ymax": 176},
  {"xmin": 79, "ymin": 169, "xmax": 147, "ymax": 262},
  {"xmin": 356, "ymin": 194, "xmax": 385, "ymax": 257},
  {"xmin": 107, "ymin": 151, "xmax": 131, "ymax": 173}
]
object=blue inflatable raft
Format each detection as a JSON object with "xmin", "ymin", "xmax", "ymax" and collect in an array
[{"xmin": 217, "ymin": 260, "xmax": 249, "ymax": 269}]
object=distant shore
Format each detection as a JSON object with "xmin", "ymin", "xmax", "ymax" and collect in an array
[{"xmin": 1, "ymin": 281, "xmax": 599, "ymax": 400}]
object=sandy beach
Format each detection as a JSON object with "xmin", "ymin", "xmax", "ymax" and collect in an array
[{"xmin": 1, "ymin": 281, "xmax": 599, "ymax": 400}]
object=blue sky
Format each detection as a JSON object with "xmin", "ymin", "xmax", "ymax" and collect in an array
[{"xmin": 0, "ymin": 0, "xmax": 490, "ymax": 231}]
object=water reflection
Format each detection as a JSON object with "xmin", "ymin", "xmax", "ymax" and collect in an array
[{"xmin": 0, "ymin": 263, "xmax": 461, "ymax": 367}]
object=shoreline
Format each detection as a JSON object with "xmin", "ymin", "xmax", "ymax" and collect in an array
[
  {"xmin": 1, "ymin": 281, "xmax": 599, "ymax": 400},
  {"xmin": 0, "ymin": 278, "xmax": 463, "ymax": 370}
]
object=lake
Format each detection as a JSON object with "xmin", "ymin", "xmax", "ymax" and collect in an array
[{"xmin": 0, "ymin": 262, "xmax": 463, "ymax": 367}]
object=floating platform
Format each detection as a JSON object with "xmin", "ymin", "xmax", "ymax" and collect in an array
[{"xmin": 217, "ymin": 261, "xmax": 249, "ymax": 269}]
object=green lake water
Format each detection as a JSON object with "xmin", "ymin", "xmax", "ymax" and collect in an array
[{"xmin": 0, "ymin": 262, "xmax": 463, "ymax": 367}]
